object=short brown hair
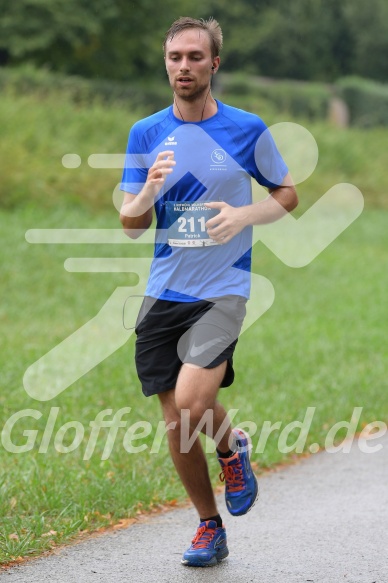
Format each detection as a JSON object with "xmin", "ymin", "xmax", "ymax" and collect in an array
[{"xmin": 163, "ymin": 17, "xmax": 223, "ymax": 59}]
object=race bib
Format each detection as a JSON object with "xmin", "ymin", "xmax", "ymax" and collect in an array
[{"xmin": 166, "ymin": 201, "xmax": 220, "ymax": 247}]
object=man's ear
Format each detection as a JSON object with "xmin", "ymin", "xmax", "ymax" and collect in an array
[{"xmin": 212, "ymin": 56, "xmax": 221, "ymax": 73}]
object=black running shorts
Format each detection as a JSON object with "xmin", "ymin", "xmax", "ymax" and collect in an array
[{"xmin": 134, "ymin": 295, "xmax": 246, "ymax": 397}]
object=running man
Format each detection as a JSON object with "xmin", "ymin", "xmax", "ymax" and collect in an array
[{"xmin": 120, "ymin": 16, "xmax": 298, "ymax": 567}]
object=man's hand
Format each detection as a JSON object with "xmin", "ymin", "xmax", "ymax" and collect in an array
[
  {"xmin": 205, "ymin": 202, "xmax": 249, "ymax": 244},
  {"xmin": 144, "ymin": 150, "xmax": 176, "ymax": 200},
  {"xmin": 204, "ymin": 177, "xmax": 298, "ymax": 244},
  {"xmin": 120, "ymin": 151, "xmax": 176, "ymax": 237}
]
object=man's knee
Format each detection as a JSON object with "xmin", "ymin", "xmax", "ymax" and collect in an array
[
  {"xmin": 158, "ymin": 390, "xmax": 182, "ymax": 431},
  {"xmin": 175, "ymin": 396, "xmax": 214, "ymax": 429},
  {"xmin": 159, "ymin": 393, "xmax": 211, "ymax": 435},
  {"xmin": 158, "ymin": 379, "xmax": 218, "ymax": 432}
]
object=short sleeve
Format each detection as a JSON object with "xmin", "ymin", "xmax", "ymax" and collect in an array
[
  {"xmin": 120, "ymin": 123, "xmax": 148, "ymax": 194},
  {"xmin": 246, "ymin": 118, "xmax": 288, "ymax": 189},
  {"xmin": 240, "ymin": 114, "xmax": 288, "ymax": 188}
]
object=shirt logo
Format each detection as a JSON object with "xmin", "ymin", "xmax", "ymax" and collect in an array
[
  {"xmin": 211, "ymin": 149, "xmax": 227, "ymax": 164},
  {"xmin": 210, "ymin": 148, "xmax": 227, "ymax": 171},
  {"xmin": 165, "ymin": 136, "xmax": 177, "ymax": 145}
]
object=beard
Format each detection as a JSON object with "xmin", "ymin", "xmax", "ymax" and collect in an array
[{"xmin": 172, "ymin": 78, "xmax": 210, "ymax": 103}]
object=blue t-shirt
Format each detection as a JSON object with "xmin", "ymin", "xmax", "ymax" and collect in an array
[{"xmin": 121, "ymin": 101, "xmax": 287, "ymax": 302}]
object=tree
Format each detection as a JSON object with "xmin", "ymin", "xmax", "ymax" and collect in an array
[
  {"xmin": 343, "ymin": 0, "xmax": 388, "ymax": 82},
  {"xmin": 0, "ymin": 0, "xmax": 118, "ymax": 72},
  {"xmin": 0, "ymin": 0, "xmax": 387, "ymax": 83}
]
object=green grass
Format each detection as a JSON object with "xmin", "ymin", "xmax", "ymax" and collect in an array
[
  {"xmin": 0, "ymin": 91, "xmax": 139, "ymax": 211},
  {"xmin": 0, "ymin": 88, "xmax": 387, "ymax": 563},
  {"xmin": 0, "ymin": 91, "xmax": 387, "ymax": 211},
  {"xmin": 0, "ymin": 204, "xmax": 387, "ymax": 563}
]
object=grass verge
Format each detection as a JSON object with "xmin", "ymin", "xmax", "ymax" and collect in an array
[{"xmin": 0, "ymin": 204, "xmax": 387, "ymax": 563}]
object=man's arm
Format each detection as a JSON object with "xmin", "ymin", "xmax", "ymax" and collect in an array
[
  {"xmin": 120, "ymin": 150, "xmax": 176, "ymax": 239},
  {"xmin": 205, "ymin": 173, "xmax": 298, "ymax": 244},
  {"xmin": 120, "ymin": 192, "xmax": 154, "ymax": 239}
]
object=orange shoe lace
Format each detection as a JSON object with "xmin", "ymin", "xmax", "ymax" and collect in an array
[
  {"xmin": 191, "ymin": 524, "xmax": 216, "ymax": 549},
  {"xmin": 219, "ymin": 460, "xmax": 244, "ymax": 492}
]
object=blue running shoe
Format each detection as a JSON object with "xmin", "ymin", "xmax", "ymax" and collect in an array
[
  {"xmin": 181, "ymin": 520, "xmax": 229, "ymax": 567},
  {"xmin": 218, "ymin": 428, "xmax": 259, "ymax": 516}
]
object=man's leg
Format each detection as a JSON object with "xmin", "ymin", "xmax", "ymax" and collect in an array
[
  {"xmin": 158, "ymin": 362, "xmax": 233, "ymax": 518},
  {"xmin": 174, "ymin": 362, "xmax": 233, "ymax": 453},
  {"xmin": 158, "ymin": 361, "xmax": 257, "ymax": 567},
  {"xmin": 173, "ymin": 361, "xmax": 258, "ymax": 519}
]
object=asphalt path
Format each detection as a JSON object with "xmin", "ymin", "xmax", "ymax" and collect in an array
[{"xmin": 2, "ymin": 433, "xmax": 387, "ymax": 583}]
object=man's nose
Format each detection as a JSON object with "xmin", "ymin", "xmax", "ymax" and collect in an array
[{"xmin": 179, "ymin": 58, "xmax": 190, "ymax": 71}]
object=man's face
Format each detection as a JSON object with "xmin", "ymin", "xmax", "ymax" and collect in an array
[{"xmin": 165, "ymin": 28, "xmax": 219, "ymax": 102}]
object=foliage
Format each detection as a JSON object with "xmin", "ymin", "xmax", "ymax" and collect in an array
[
  {"xmin": 335, "ymin": 76, "xmax": 388, "ymax": 128},
  {"xmin": 342, "ymin": 0, "xmax": 388, "ymax": 82},
  {"xmin": 1, "ymin": 89, "xmax": 387, "ymax": 212},
  {"xmin": 1, "ymin": 0, "xmax": 388, "ymax": 83},
  {"xmin": 0, "ymin": 0, "xmax": 117, "ymax": 70},
  {"xmin": 0, "ymin": 64, "xmax": 172, "ymax": 111},
  {"xmin": 209, "ymin": 0, "xmax": 353, "ymax": 81},
  {"xmin": 218, "ymin": 73, "xmax": 331, "ymax": 121},
  {"xmin": 0, "ymin": 0, "xmax": 209, "ymax": 79}
]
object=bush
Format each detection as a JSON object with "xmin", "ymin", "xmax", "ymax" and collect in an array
[
  {"xmin": 217, "ymin": 73, "xmax": 332, "ymax": 121},
  {"xmin": 335, "ymin": 77, "xmax": 388, "ymax": 127},
  {"xmin": 0, "ymin": 65, "xmax": 172, "ymax": 113}
]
